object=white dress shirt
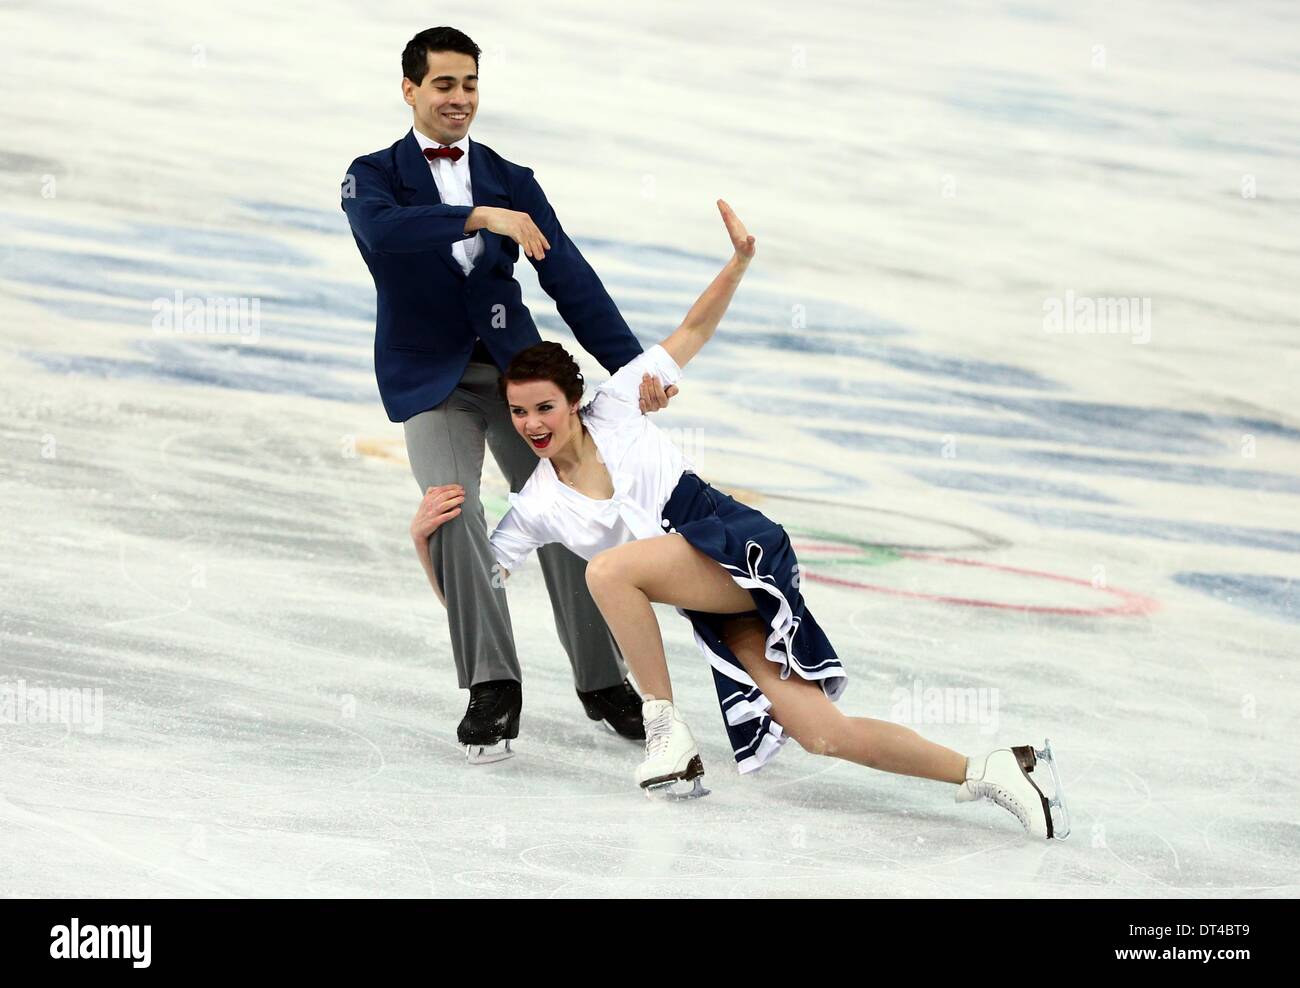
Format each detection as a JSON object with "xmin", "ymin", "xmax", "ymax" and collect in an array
[
  {"xmin": 412, "ymin": 130, "xmax": 482, "ymax": 275},
  {"xmin": 489, "ymin": 345, "xmax": 689, "ymax": 573}
]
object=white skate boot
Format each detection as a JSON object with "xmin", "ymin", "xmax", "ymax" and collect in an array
[
  {"xmin": 956, "ymin": 738, "xmax": 1070, "ymax": 840},
  {"xmin": 635, "ymin": 699, "xmax": 710, "ymax": 800}
]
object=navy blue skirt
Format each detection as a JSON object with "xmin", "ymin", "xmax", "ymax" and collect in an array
[{"xmin": 660, "ymin": 471, "xmax": 848, "ymax": 773}]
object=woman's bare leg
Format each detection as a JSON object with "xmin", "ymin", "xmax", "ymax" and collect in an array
[
  {"xmin": 585, "ymin": 534, "xmax": 968, "ymax": 784},
  {"xmin": 720, "ymin": 615, "xmax": 968, "ymax": 784},
  {"xmin": 584, "ymin": 535, "xmax": 760, "ymax": 701}
]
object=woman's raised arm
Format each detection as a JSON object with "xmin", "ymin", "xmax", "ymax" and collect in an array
[{"xmin": 660, "ymin": 200, "xmax": 756, "ymax": 370}]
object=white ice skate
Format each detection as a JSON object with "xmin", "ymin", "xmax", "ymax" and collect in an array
[
  {"xmin": 635, "ymin": 699, "xmax": 710, "ymax": 800},
  {"xmin": 956, "ymin": 738, "xmax": 1070, "ymax": 840}
]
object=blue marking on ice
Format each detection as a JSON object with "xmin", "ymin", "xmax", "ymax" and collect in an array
[
  {"xmin": 645, "ymin": 417, "xmax": 744, "ymax": 439},
  {"xmin": 730, "ymin": 373, "xmax": 1299, "ymax": 451},
  {"xmin": 905, "ymin": 467, "xmax": 1121, "ymax": 504},
  {"xmin": 5, "ymin": 246, "xmax": 238, "ymax": 302},
  {"xmin": 1173, "ymin": 573, "xmax": 1300, "ymax": 624},
  {"xmin": 813, "ymin": 429, "xmax": 949, "ymax": 458},
  {"xmin": 1017, "ymin": 450, "xmax": 1300, "ymax": 495},
  {"xmin": 16, "ymin": 294, "xmax": 152, "ymax": 327},
  {"xmin": 750, "ymin": 389, "xmax": 1297, "ymax": 458},
  {"xmin": 812, "ymin": 429, "xmax": 1300, "ymax": 496},
  {"xmin": 24, "ymin": 344, "xmax": 374, "ymax": 404},
  {"xmin": 8, "ymin": 245, "xmax": 219, "ymax": 281},
  {"xmin": 134, "ymin": 338, "xmax": 367, "ymax": 372},
  {"xmin": 745, "ymin": 396, "xmax": 1066, "ymax": 443},
  {"xmin": 944, "ymin": 88, "xmax": 1130, "ymax": 135},
  {"xmin": 679, "ymin": 334, "xmax": 1057, "ymax": 387},
  {"xmin": 577, "ymin": 236, "xmax": 733, "ymax": 272},
  {"xmin": 249, "ymin": 283, "xmax": 376, "ymax": 323},
  {"xmin": 991, "ymin": 503, "xmax": 1300, "ymax": 554},
  {"xmin": 237, "ymin": 199, "xmax": 352, "ymax": 235},
  {"xmin": 0, "ymin": 211, "xmax": 316, "ymax": 267},
  {"xmin": 952, "ymin": 392, "xmax": 1300, "ymax": 449}
]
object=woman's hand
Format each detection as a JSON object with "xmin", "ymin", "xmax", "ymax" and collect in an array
[
  {"xmin": 718, "ymin": 199, "xmax": 755, "ymax": 263},
  {"xmin": 656, "ymin": 200, "xmax": 756, "ymax": 371},
  {"xmin": 411, "ymin": 484, "xmax": 465, "ymax": 542}
]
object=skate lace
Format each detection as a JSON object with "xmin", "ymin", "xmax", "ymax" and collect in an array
[
  {"xmin": 974, "ymin": 782, "xmax": 1028, "ymax": 828},
  {"xmin": 644, "ymin": 708, "xmax": 674, "ymax": 758}
]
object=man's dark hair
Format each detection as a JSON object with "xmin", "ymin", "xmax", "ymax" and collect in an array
[{"xmin": 403, "ymin": 27, "xmax": 481, "ymax": 84}]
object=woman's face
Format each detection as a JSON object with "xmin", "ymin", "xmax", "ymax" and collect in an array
[{"xmin": 505, "ymin": 379, "xmax": 580, "ymax": 459}]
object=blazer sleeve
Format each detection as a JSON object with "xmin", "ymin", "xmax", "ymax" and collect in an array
[
  {"xmin": 341, "ymin": 156, "xmax": 476, "ymax": 254},
  {"xmin": 514, "ymin": 167, "xmax": 644, "ymax": 373}
]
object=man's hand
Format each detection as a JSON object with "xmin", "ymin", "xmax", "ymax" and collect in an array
[
  {"xmin": 466, "ymin": 206, "xmax": 551, "ymax": 260},
  {"xmin": 638, "ymin": 373, "xmax": 679, "ymax": 414},
  {"xmin": 411, "ymin": 484, "xmax": 465, "ymax": 542}
]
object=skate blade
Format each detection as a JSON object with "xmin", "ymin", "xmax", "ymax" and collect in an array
[
  {"xmin": 1033, "ymin": 738, "xmax": 1071, "ymax": 840},
  {"xmin": 465, "ymin": 739, "xmax": 514, "ymax": 765},
  {"xmin": 643, "ymin": 776, "xmax": 711, "ymax": 801},
  {"xmin": 640, "ymin": 755, "xmax": 709, "ymax": 800}
]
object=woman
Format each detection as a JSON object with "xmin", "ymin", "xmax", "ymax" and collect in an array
[{"xmin": 413, "ymin": 201, "xmax": 1069, "ymax": 839}]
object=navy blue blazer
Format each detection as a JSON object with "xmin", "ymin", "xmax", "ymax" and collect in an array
[{"xmin": 341, "ymin": 130, "xmax": 642, "ymax": 422}]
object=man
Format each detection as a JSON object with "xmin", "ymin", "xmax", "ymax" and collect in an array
[{"xmin": 341, "ymin": 26, "xmax": 672, "ymax": 762}]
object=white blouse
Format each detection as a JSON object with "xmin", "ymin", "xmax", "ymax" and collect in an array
[
  {"xmin": 411, "ymin": 130, "xmax": 482, "ymax": 275},
  {"xmin": 489, "ymin": 344, "xmax": 690, "ymax": 573}
]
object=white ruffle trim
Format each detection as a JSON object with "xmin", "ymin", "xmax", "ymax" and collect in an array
[
  {"xmin": 720, "ymin": 540, "xmax": 847, "ymax": 699},
  {"xmin": 735, "ymin": 719, "xmax": 786, "ymax": 775},
  {"xmin": 678, "ymin": 539, "xmax": 848, "ymax": 774}
]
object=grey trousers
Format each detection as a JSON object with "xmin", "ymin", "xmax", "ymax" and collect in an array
[{"xmin": 403, "ymin": 359, "xmax": 628, "ymax": 692}]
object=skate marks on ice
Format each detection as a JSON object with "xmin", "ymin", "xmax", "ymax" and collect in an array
[
  {"xmin": 3, "ymin": 0, "xmax": 1300, "ymax": 896},
  {"xmin": 1050, "ymin": 748, "xmax": 1300, "ymax": 896}
]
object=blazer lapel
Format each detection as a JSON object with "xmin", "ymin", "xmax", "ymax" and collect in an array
[
  {"xmin": 397, "ymin": 129, "xmax": 467, "ymax": 281},
  {"xmin": 466, "ymin": 137, "xmax": 507, "ymax": 281}
]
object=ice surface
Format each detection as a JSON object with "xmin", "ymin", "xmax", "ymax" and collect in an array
[{"xmin": 1, "ymin": 0, "xmax": 1298, "ymax": 897}]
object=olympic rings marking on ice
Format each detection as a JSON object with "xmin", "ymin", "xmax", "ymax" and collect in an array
[
  {"xmin": 785, "ymin": 531, "xmax": 902, "ymax": 567},
  {"xmin": 723, "ymin": 488, "xmax": 1011, "ymax": 554}
]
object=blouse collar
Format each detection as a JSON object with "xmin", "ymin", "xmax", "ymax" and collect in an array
[{"xmin": 523, "ymin": 422, "xmax": 634, "ymax": 522}]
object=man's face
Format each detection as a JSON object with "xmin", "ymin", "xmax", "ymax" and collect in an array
[{"xmin": 403, "ymin": 50, "xmax": 478, "ymax": 145}]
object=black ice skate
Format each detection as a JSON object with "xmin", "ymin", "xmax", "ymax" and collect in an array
[
  {"xmin": 458, "ymin": 680, "xmax": 521, "ymax": 764},
  {"xmin": 577, "ymin": 678, "xmax": 646, "ymax": 741}
]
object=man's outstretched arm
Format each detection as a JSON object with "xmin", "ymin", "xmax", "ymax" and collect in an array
[{"xmin": 513, "ymin": 167, "xmax": 643, "ymax": 374}]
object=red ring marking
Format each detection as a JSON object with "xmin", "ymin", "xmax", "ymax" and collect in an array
[
  {"xmin": 792, "ymin": 542, "xmax": 862, "ymax": 555},
  {"xmin": 803, "ymin": 549, "xmax": 1159, "ymax": 616}
]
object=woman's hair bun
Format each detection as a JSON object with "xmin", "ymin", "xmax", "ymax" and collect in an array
[{"xmin": 498, "ymin": 341, "xmax": 585, "ymax": 406}]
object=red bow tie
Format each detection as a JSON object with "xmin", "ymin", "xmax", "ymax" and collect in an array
[{"xmin": 423, "ymin": 146, "xmax": 464, "ymax": 163}]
